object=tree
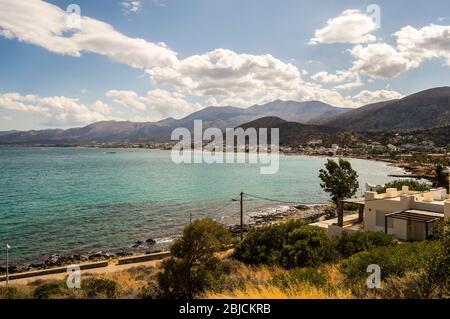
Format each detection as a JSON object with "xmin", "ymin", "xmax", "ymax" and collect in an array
[
  {"xmin": 319, "ymin": 158, "xmax": 359, "ymax": 219},
  {"xmin": 157, "ymin": 218, "xmax": 232, "ymax": 299},
  {"xmin": 433, "ymin": 164, "xmax": 448, "ymax": 191}
]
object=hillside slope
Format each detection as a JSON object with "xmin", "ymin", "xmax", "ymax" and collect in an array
[{"xmin": 323, "ymin": 87, "xmax": 450, "ymax": 131}]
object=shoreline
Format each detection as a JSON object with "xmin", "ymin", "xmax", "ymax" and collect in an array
[{"xmin": 1, "ymin": 203, "xmax": 332, "ymax": 276}]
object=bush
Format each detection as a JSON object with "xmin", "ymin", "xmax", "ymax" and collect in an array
[
  {"xmin": 419, "ymin": 220, "xmax": 450, "ymax": 298},
  {"xmin": 340, "ymin": 241, "xmax": 442, "ymax": 286},
  {"xmin": 334, "ymin": 231, "xmax": 394, "ymax": 258},
  {"xmin": 33, "ymin": 282, "xmax": 65, "ymax": 299},
  {"xmin": 138, "ymin": 281, "xmax": 162, "ymax": 299},
  {"xmin": 83, "ymin": 278, "xmax": 119, "ymax": 299},
  {"xmin": 234, "ymin": 220, "xmax": 337, "ymax": 268},
  {"xmin": 280, "ymin": 226, "xmax": 337, "ymax": 268}
]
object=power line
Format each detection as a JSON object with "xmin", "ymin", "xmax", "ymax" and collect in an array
[{"xmin": 242, "ymin": 192, "xmax": 301, "ymax": 205}]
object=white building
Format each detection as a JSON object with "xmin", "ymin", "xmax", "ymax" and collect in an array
[{"xmin": 312, "ymin": 186, "xmax": 450, "ymax": 241}]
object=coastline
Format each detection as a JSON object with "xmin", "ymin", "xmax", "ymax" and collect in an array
[
  {"xmin": 1, "ymin": 203, "xmax": 332, "ymax": 276},
  {"xmin": 0, "ymin": 147, "xmax": 405, "ymax": 276}
]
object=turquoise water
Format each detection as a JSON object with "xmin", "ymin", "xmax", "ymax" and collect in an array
[{"xmin": 0, "ymin": 147, "xmax": 402, "ymax": 263}]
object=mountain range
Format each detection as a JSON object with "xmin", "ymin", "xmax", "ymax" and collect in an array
[
  {"xmin": 0, "ymin": 100, "xmax": 349, "ymax": 144},
  {"xmin": 0, "ymin": 87, "xmax": 449, "ymax": 145}
]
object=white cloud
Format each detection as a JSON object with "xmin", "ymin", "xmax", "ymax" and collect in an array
[
  {"xmin": 106, "ymin": 89, "xmax": 201, "ymax": 118},
  {"xmin": 395, "ymin": 24, "xmax": 450, "ymax": 67},
  {"xmin": 311, "ymin": 70, "xmax": 357, "ymax": 83},
  {"xmin": 0, "ymin": 92, "xmax": 110, "ymax": 126},
  {"xmin": 342, "ymin": 24, "xmax": 450, "ymax": 80},
  {"xmin": 334, "ymin": 81, "xmax": 364, "ymax": 90},
  {"xmin": 346, "ymin": 89, "xmax": 403, "ymax": 106},
  {"xmin": 0, "ymin": 0, "xmax": 178, "ymax": 69},
  {"xmin": 147, "ymin": 48, "xmax": 305, "ymax": 107},
  {"xmin": 349, "ymin": 43, "xmax": 410, "ymax": 79},
  {"xmin": 310, "ymin": 10, "xmax": 377, "ymax": 44}
]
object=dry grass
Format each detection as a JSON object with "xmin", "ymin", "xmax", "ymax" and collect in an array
[
  {"xmin": 207, "ymin": 283, "xmax": 353, "ymax": 299},
  {"xmin": 205, "ymin": 261, "xmax": 353, "ymax": 299}
]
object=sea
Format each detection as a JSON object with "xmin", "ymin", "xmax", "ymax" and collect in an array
[{"xmin": 0, "ymin": 147, "xmax": 403, "ymax": 264}]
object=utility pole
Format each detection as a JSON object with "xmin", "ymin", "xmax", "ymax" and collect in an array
[{"xmin": 240, "ymin": 192, "xmax": 244, "ymax": 241}]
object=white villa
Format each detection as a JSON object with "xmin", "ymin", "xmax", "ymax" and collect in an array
[{"xmin": 313, "ymin": 185, "xmax": 450, "ymax": 241}]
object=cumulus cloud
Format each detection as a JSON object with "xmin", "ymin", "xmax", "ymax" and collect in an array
[
  {"xmin": 0, "ymin": 92, "xmax": 110, "ymax": 126},
  {"xmin": 349, "ymin": 43, "xmax": 410, "ymax": 79},
  {"xmin": 346, "ymin": 89, "xmax": 403, "ymax": 106},
  {"xmin": 311, "ymin": 70, "xmax": 357, "ymax": 83},
  {"xmin": 395, "ymin": 24, "xmax": 450, "ymax": 67},
  {"xmin": 0, "ymin": 0, "xmax": 178, "ymax": 69},
  {"xmin": 310, "ymin": 10, "xmax": 378, "ymax": 44},
  {"xmin": 347, "ymin": 24, "xmax": 450, "ymax": 79},
  {"xmin": 106, "ymin": 89, "xmax": 201, "ymax": 118},
  {"xmin": 147, "ymin": 48, "xmax": 305, "ymax": 107}
]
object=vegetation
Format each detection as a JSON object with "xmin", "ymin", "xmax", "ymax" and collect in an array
[
  {"xmin": 318, "ymin": 159, "xmax": 359, "ymax": 214},
  {"xmin": 1, "ymin": 218, "xmax": 449, "ymax": 300},
  {"xmin": 233, "ymin": 220, "xmax": 337, "ymax": 268},
  {"xmin": 157, "ymin": 218, "xmax": 232, "ymax": 299},
  {"xmin": 334, "ymin": 231, "xmax": 394, "ymax": 258},
  {"xmin": 83, "ymin": 278, "xmax": 119, "ymax": 298},
  {"xmin": 377, "ymin": 179, "xmax": 431, "ymax": 193},
  {"xmin": 418, "ymin": 219, "xmax": 450, "ymax": 298}
]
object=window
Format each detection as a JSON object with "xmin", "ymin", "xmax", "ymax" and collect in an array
[{"xmin": 376, "ymin": 210, "xmax": 393, "ymax": 228}]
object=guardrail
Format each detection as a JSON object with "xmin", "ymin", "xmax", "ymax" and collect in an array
[{"xmin": 117, "ymin": 251, "xmax": 171, "ymax": 265}]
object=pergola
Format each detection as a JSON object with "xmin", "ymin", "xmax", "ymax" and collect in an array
[
  {"xmin": 384, "ymin": 209, "xmax": 443, "ymax": 239},
  {"xmin": 338, "ymin": 197, "xmax": 365, "ymax": 227}
]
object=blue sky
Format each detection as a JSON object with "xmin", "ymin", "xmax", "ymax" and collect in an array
[{"xmin": 1, "ymin": 0, "xmax": 450, "ymax": 130}]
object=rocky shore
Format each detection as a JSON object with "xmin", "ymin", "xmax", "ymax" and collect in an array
[{"xmin": 228, "ymin": 203, "xmax": 333, "ymax": 235}]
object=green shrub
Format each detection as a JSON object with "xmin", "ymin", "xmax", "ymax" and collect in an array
[
  {"xmin": 33, "ymin": 282, "xmax": 65, "ymax": 299},
  {"xmin": 234, "ymin": 220, "xmax": 337, "ymax": 268},
  {"xmin": 419, "ymin": 220, "xmax": 450, "ymax": 298},
  {"xmin": 340, "ymin": 241, "xmax": 442, "ymax": 285},
  {"xmin": 271, "ymin": 267, "xmax": 328, "ymax": 289},
  {"xmin": 334, "ymin": 231, "xmax": 394, "ymax": 258},
  {"xmin": 83, "ymin": 278, "xmax": 119, "ymax": 299},
  {"xmin": 280, "ymin": 226, "xmax": 337, "ymax": 268},
  {"xmin": 233, "ymin": 219, "xmax": 304, "ymax": 265}
]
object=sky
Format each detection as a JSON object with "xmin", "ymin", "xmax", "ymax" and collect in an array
[{"xmin": 0, "ymin": 0, "xmax": 450, "ymax": 130}]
